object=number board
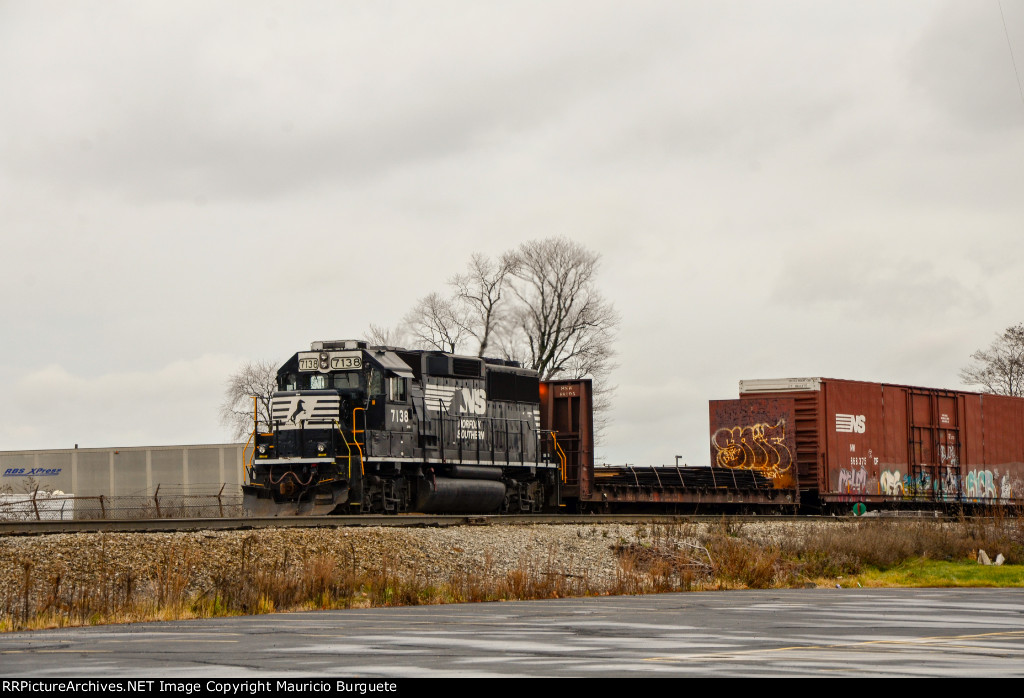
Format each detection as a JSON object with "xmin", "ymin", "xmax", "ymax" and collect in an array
[
  {"xmin": 330, "ymin": 353, "xmax": 362, "ymax": 370},
  {"xmin": 297, "ymin": 352, "xmax": 363, "ymax": 372}
]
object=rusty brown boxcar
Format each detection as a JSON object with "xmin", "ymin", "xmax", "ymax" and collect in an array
[
  {"xmin": 710, "ymin": 378, "xmax": 1024, "ymax": 512},
  {"xmin": 538, "ymin": 379, "xmax": 594, "ymax": 505}
]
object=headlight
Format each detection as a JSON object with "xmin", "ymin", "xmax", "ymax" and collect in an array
[
  {"xmin": 317, "ymin": 442, "xmax": 327, "ymax": 452},
  {"xmin": 257, "ymin": 445, "xmax": 267, "ymax": 454}
]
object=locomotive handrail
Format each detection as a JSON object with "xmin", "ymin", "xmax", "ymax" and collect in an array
[
  {"xmin": 350, "ymin": 409, "xmax": 366, "ymax": 476},
  {"xmin": 475, "ymin": 415, "xmax": 482, "ymax": 462},
  {"xmin": 242, "ymin": 428, "xmax": 255, "ymax": 483},
  {"xmin": 335, "ymin": 421, "xmax": 355, "ymax": 479},
  {"xmin": 430, "ymin": 413, "xmax": 541, "ymax": 467},
  {"xmin": 491, "ymin": 415, "xmax": 499, "ymax": 464},
  {"xmin": 437, "ymin": 400, "xmax": 447, "ymax": 463},
  {"xmin": 519, "ymin": 419, "xmax": 524, "ymax": 465},
  {"xmin": 243, "ymin": 395, "xmax": 260, "ymax": 482}
]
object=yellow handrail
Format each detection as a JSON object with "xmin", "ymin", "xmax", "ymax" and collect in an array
[
  {"xmin": 551, "ymin": 431, "xmax": 567, "ymax": 482},
  {"xmin": 336, "ymin": 421, "xmax": 354, "ymax": 479},
  {"xmin": 351, "ymin": 408, "xmax": 366, "ymax": 476},
  {"xmin": 242, "ymin": 395, "xmax": 260, "ymax": 483},
  {"xmin": 242, "ymin": 428, "xmax": 255, "ymax": 483}
]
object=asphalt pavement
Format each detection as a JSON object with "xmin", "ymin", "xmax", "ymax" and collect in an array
[{"xmin": 1, "ymin": 588, "xmax": 1023, "ymax": 677}]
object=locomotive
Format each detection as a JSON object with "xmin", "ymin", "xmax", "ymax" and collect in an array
[{"xmin": 243, "ymin": 340, "xmax": 563, "ymax": 516}]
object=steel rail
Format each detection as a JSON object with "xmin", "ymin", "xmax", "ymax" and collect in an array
[{"xmin": 0, "ymin": 511, "xmax": 957, "ymax": 536}]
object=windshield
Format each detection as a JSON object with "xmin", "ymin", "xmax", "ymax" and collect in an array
[
  {"xmin": 278, "ymin": 371, "xmax": 366, "ymax": 392},
  {"xmin": 331, "ymin": 372, "xmax": 362, "ymax": 390}
]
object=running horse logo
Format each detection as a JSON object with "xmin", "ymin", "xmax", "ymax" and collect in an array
[{"xmin": 288, "ymin": 399, "xmax": 306, "ymax": 425}]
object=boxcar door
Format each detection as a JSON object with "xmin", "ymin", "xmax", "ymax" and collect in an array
[{"xmin": 907, "ymin": 390, "xmax": 962, "ymax": 501}]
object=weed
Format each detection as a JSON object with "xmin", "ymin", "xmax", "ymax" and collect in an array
[{"xmin": 4, "ymin": 516, "xmax": 1024, "ymax": 631}]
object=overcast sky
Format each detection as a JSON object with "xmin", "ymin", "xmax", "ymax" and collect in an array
[{"xmin": 1, "ymin": 1, "xmax": 1022, "ymax": 467}]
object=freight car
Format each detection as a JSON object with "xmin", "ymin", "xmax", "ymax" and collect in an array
[
  {"xmin": 243, "ymin": 340, "xmax": 563, "ymax": 515},
  {"xmin": 709, "ymin": 378, "xmax": 1024, "ymax": 513},
  {"xmin": 562, "ymin": 376, "xmax": 1024, "ymax": 514}
]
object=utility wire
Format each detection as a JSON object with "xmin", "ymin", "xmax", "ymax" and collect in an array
[{"xmin": 998, "ymin": 0, "xmax": 1024, "ymax": 113}]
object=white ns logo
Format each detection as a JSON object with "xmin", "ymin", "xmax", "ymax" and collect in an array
[
  {"xmin": 836, "ymin": 413, "xmax": 866, "ymax": 434},
  {"xmin": 451, "ymin": 388, "xmax": 487, "ymax": 415}
]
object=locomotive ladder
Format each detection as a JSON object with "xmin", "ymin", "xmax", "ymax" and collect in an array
[{"xmin": 333, "ymin": 413, "xmax": 365, "ymax": 479}]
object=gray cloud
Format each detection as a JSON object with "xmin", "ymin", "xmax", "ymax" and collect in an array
[
  {"xmin": 770, "ymin": 243, "xmax": 991, "ymax": 320},
  {"xmin": 907, "ymin": 0, "xmax": 1024, "ymax": 131},
  {"xmin": 1, "ymin": 1, "xmax": 1022, "ymax": 469}
]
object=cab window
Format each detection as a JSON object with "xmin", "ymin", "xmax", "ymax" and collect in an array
[
  {"xmin": 387, "ymin": 376, "xmax": 407, "ymax": 402},
  {"xmin": 367, "ymin": 366, "xmax": 384, "ymax": 398}
]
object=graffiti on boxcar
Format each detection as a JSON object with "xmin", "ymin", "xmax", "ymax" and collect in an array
[
  {"xmin": 964, "ymin": 469, "xmax": 1011, "ymax": 501},
  {"xmin": 938, "ymin": 444, "xmax": 959, "ymax": 468},
  {"xmin": 711, "ymin": 419, "xmax": 792, "ymax": 478},
  {"xmin": 903, "ymin": 471, "xmax": 933, "ymax": 497},
  {"xmin": 937, "ymin": 469, "xmax": 961, "ymax": 497},
  {"xmin": 877, "ymin": 468, "xmax": 1015, "ymax": 500},
  {"xmin": 878, "ymin": 468, "xmax": 964, "ymax": 498},
  {"xmin": 838, "ymin": 465, "xmax": 867, "ymax": 494},
  {"xmin": 966, "ymin": 470, "xmax": 996, "ymax": 499},
  {"xmin": 879, "ymin": 470, "xmax": 903, "ymax": 496}
]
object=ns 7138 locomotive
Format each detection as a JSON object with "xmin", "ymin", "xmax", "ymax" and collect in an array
[{"xmin": 243, "ymin": 340, "xmax": 564, "ymax": 515}]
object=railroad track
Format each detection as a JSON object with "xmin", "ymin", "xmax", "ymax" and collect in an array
[{"xmin": 0, "ymin": 511, "xmax": 949, "ymax": 535}]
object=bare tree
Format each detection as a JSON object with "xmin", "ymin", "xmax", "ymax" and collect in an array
[
  {"xmin": 451, "ymin": 252, "xmax": 519, "ymax": 357},
  {"xmin": 395, "ymin": 237, "xmax": 619, "ymax": 443},
  {"xmin": 363, "ymin": 323, "xmax": 405, "ymax": 348},
  {"xmin": 403, "ymin": 292, "xmax": 470, "ymax": 353},
  {"xmin": 960, "ymin": 323, "xmax": 1024, "ymax": 397},
  {"xmin": 508, "ymin": 237, "xmax": 619, "ymax": 381},
  {"xmin": 220, "ymin": 360, "xmax": 280, "ymax": 440}
]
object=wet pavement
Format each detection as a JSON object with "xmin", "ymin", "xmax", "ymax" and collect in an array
[{"xmin": 2, "ymin": 588, "xmax": 1023, "ymax": 677}]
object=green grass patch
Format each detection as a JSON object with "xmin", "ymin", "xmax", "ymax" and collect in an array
[{"xmin": 856, "ymin": 559, "xmax": 1024, "ymax": 588}]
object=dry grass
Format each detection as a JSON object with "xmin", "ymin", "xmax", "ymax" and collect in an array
[
  {"xmin": 631, "ymin": 514, "xmax": 1024, "ymax": 590},
  {"xmin": 0, "ymin": 536, "xmax": 605, "ymax": 632},
  {"xmin": 2, "ymin": 516, "xmax": 1023, "ymax": 632}
]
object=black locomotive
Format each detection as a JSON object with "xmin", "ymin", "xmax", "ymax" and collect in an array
[{"xmin": 243, "ymin": 340, "xmax": 563, "ymax": 515}]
